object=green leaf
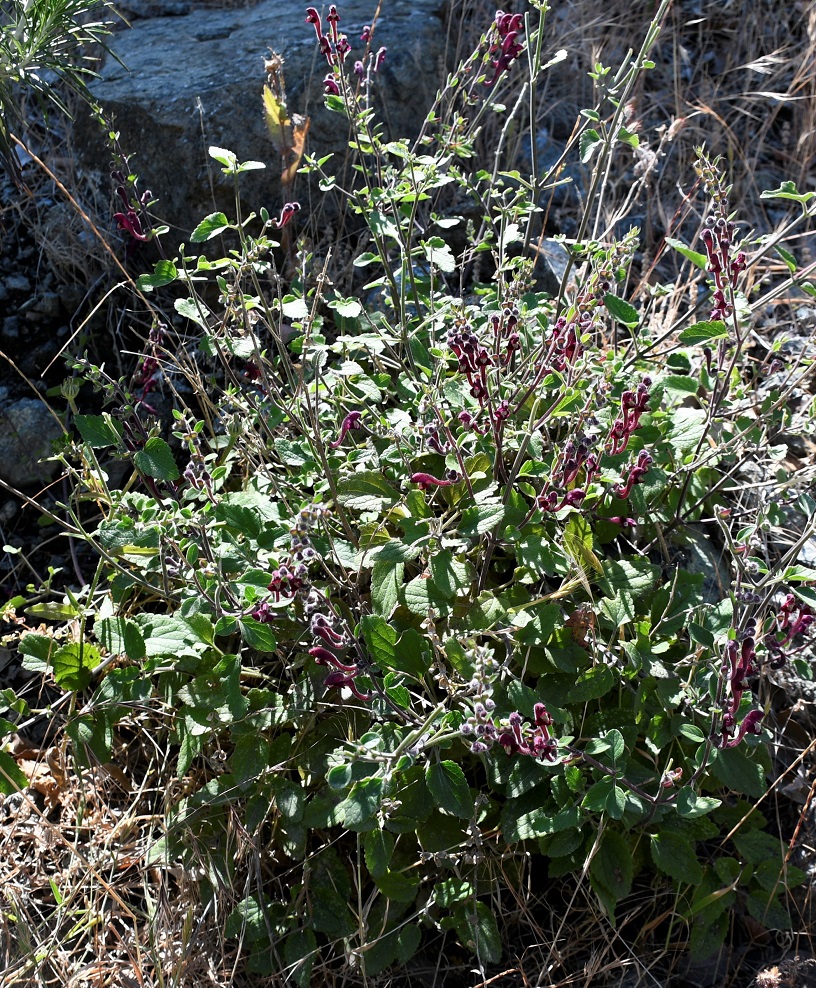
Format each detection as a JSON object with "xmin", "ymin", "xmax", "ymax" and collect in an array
[
  {"xmin": 74, "ymin": 414, "xmax": 122, "ymax": 448},
  {"xmin": 760, "ymin": 180, "xmax": 815, "ymax": 205},
  {"xmin": 133, "ymin": 437, "xmax": 179, "ymax": 482},
  {"xmin": 328, "ymin": 296, "xmax": 362, "ymax": 318},
  {"xmin": 450, "ymin": 901, "xmax": 501, "ymax": 964},
  {"xmin": 513, "ymin": 602, "xmax": 559, "ymax": 647},
  {"xmin": 502, "ymin": 792, "xmax": 580, "ymax": 841},
  {"xmin": 364, "ymin": 829, "xmax": 395, "ymax": 878},
  {"xmin": 603, "ymin": 293, "xmax": 639, "ymax": 327},
  {"xmin": 371, "ymin": 560, "xmax": 404, "ymax": 618},
  {"xmin": 665, "ymin": 237, "xmax": 708, "ymax": 270},
  {"xmin": 238, "ymin": 618, "xmax": 277, "ymax": 653},
  {"xmin": 359, "ymin": 614, "xmax": 397, "ymax": 667},
  {"xmin": 709, "ymin": 745, "xmax": 767, "ymax": 798},
  {"xmin": 95, "ymin": 615, "xmax": 145, "ymax": 661},
  {"xmin": 746, "ymin": 889, "xmax": 791, "ymax": 931},
  {"xmin": 282, "ymin": 295, "xmax": 309, "ymax": 320},
  {"xmin": 133, "ymin": 613, "xmax": 211, "ymax": 656},
  {"xmin": 600, "ymin": 558, "xmax": 660, "ymax": 596},
  {"xmin": 582, "ymin": 776, "xmax": 614, "ymax": 813},
  {"xmin": 395, "ymin": 925, "xmax": 421, "ymax": 965},
  {"xmin": 392, "ymin": 628, "xmax": 431, "ymax": 680},
  {"xmin": 25, "ymin": 602, "xmax": 80, "ymax": 621},
  {"xmin": 426, "ymin": 761, "xmax": 473, "ymax": 819},
  {"xmin": 373, "ymin": 869, "xmax": 419, "ymax": 903},
  {"xmin": 650, "ymin": 831, "xmax": 703, "ymax": 885},
  {"xmin": 175, "ymin": 297, "xmax": 211, "ymax": 328},
  {"xmin": 677, "ymin": 320, "xmax": 728, "ymax": 346},
  {"xmin": 0, "ymin": 750, "xmax": 27, "ymax": 795},
  {"xmin": 208, "ymin": 145, "xmax": 238, "ymax": 171},
  {"xmin": 338, "ymin": 777, "xmax": 383, "ymax": 828},
  {"xmin": 580, "ymin": 128, "xmax": 602, "ymax": 163},
  {"xmin": 616, "ymin": 125, "xmax": 639, "ymax": 149},
  {"xmin": 775, "ymin": 246, "xmax": 798, "ymax": 273},
  {"xmin": 567, "ymin": 665, "xmax": 614, "ymax": 704},
  {"xmin": 402, "ymin": 575, "xmax": 449, "ymax": 616},
  {"xmin": 660, "ymin": 374, "xmax": 700, "ymax": 398},
  {"xmin": 135, "ymin": 259, "xmax": 178, "ymax": 290},
  {"xmin": 423, "ymin": 239, "xmax": 456, "ymax": 272},
  {"xmin": 433, "ymin": 879, "xmax": 473, "ymax": 908},
  {"xmin": 336, "ymin": 472, "xmax": 400, "ymax": 511},
  {"xmin": 590, "ymin": 829, "xmax": 633, "ymax": 919},
  {"xmin": 458, "ymin": 501, "xmax": 506, "ymax": 537},
  {"xmin": 53, "ymin": 642, "xmax": 99, "ymax": 691},
  {"xmin": 429, "ymin": 550, "xmax": 472, "ymax": 599},
  {"xmin": 284, "ymin": 930, "xmax": 317, "ymax": 988}
]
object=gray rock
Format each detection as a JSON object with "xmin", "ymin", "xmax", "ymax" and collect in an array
[
  {"xmin": 4, "ymin": 273, "xmax": 31, "ymax": 294},
  {"xmin": 0, "ymin": 398, "xmax": 63, "ymax": 488},
  {"xmin": 2, "ymin": 316, "xmax": 19, "ymax": 339},
  {"xmin": 79, "ymin": 0, "xmax": 446, "ymax": 238}
]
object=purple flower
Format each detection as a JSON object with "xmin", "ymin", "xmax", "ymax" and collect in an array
[
  {"xmin": 324, "ymin": 73, "xmax": 341, "ymax": 96},
  {"xmin": 305, "ymin": 6, "xmax": 322, "ymax": 39},
  {"xmin": 329, "ymin": 410, "xmax": 363, "ymax": 448},
  {"xmin": 309, "ymin": 646, "xmax": 359, "ymax": 674},
  {"xmin": 273, "ymin": 202, "xmax": 301, "ymax": 229},
  {"xmin": 411, "ymin": 470, "xmax": 460, "ymax": 490},
  {"xmin": 374, "ymin": 46, "xmax": 387, "ymax": 71},
  {"xmin": 324, "ymin": 670, "xmax": 371, "ymax": 702}
]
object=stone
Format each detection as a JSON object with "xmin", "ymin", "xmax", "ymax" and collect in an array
[
  {"xmin": 2, "ymin": 316, "xmax": 19, "ymax": 339},
  {"xmin": 0, "ymin": 398, "xmax": 63, "ymax": 489},
  {"xmin": 79, "ymin": 0, "xmax": 447, "ymax": 239},
  {"xmin": 4, "ymin": 273, "xmax": 31, "ymax": 294}
]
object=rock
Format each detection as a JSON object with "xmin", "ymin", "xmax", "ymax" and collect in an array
[
  {"xmin": 0, "ymin": 398, "xmax": 63, "ymax": 488},
  {"xmin": 4, "ymin": 273, "xmax": 31, "ymax": 294},
  {"xmin": 21, "ymin": 292, "xmax": 62, "ymax": 322},
  {"xmin": 79, "ymin": 0, "xmax": 446, "ymax": 238},
  {"xmin": 532, "ymin": 238, "xmax": 569, "ymax": 296},
  {"xmin": 2, "ymin": 316, "xmax": 19, "ymax": 339}
]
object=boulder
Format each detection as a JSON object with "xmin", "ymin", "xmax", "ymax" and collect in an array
[
  {"xmin": 80, "ymin": 0, "xmax": 447, "ymax": 240},
  {"xmin": 0, "ymin": 398, "xmax": 63, "ymax": 489}
]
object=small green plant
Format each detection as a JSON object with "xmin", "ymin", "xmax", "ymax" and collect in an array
[
  {"xmin": 4, "ymin": 1, "xmax": 816, "ymax": 983},
  {"xmin": 0, "ymin": 0, "xmax": 115, "ymax": 180}
]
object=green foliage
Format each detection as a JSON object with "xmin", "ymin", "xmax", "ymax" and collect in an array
[
  {"xmin": 0, "ymin": 0, "xmax": 115, "ymax": 179},
  {"xmin": 7, "ymin": 0, "xmax": 814, "ymax": 981}
]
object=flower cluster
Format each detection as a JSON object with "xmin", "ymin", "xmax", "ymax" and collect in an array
[
  {"xmin": 485, "ymin": 10, "xmax": 524, "ymax": 87},
  {"xmin": 307, "ymin": 5, "xmax": 385, "ymax": 94},
  {"xmin": 261, "ymin": 504, "xmax": 327, "ymax": 605},
  {"xmin": 421, "ymin": 420, "xmax": 451, "ymax": 456},
  {"xmin": 447, "ymin": 317, "xmax": 494, "ymax": 405},
  {"xmin": 498, "ymin": 704, "xmax": 558, "ymax": 761},
  {"xmin": 536, "ymin": 435, "xmax": 599, "ymax": 515},
  {"xmin": 608, "ymin": 377, "xmax": 651, "ymax": 454},
  {"xmin": 131, "ymin": 324, "xmax": 164, "ymax": 411},
  {"xmin": 272, "ymin": 202, "xmax": 301, "ymax": 229},
  {"xmin": 764, "ymin": 593, "xmax": 815, "ymax": 668},
  {"xmin": 445, "ymin": 303, "xmax": 520, "ymax": 426},
  {"xmin": 458, "ymin": 646, "xmax": 559, "ymax": 761},
  {"xmin": 695, "ymin": 150, "xmax": 747, "ymax": 323},
  {"xmin": 538, "ymin": 231, "xmax": 638, "ymax": 377},
  {"xmin": 112, "ymin": 170, "xmax": 152, "ymax": 255},
  {"xmin": 718, "ymin": 625, "xmax": 763, "ymax": 749},
  {"xmin": 308, "ymin": 611, "xmax": 371, "ymax": 701},
  {"xmin": 613, "ymin": 449, "xmax": 653, "ymax": 499}
]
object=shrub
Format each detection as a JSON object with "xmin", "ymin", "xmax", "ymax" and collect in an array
[{"xmin": 4, "ymin": 1, "xmax": 816, "ymax": 983}]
